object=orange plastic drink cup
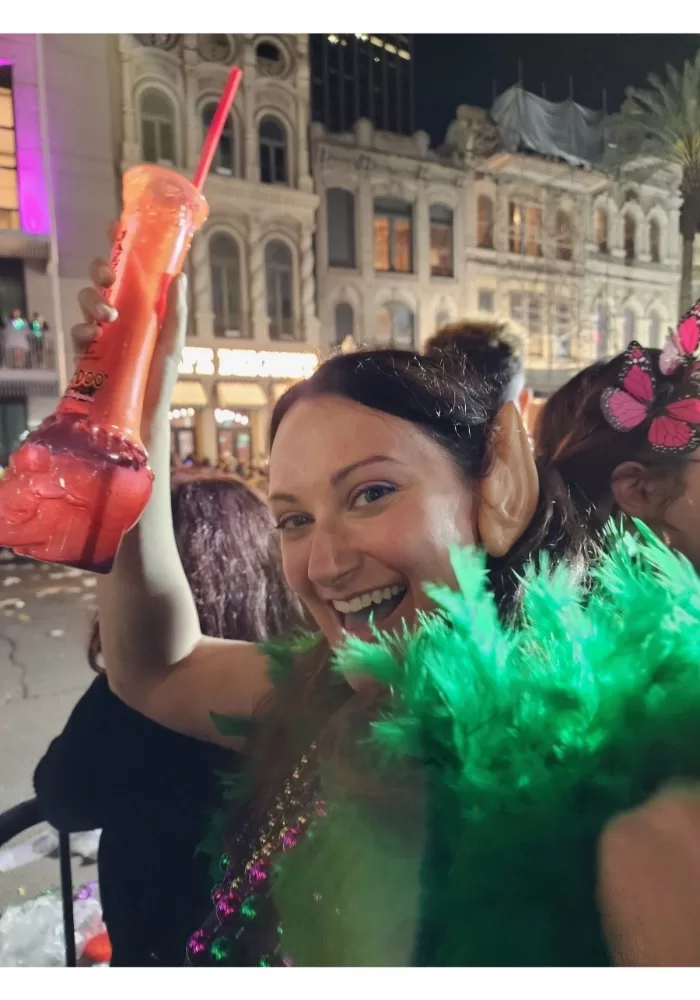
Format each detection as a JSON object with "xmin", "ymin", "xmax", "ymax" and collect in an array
[{"xmin": 0, "ymin": 165, "xmax": 208, "ymax": 571}]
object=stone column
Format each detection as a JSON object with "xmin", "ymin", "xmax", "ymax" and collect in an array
[
  {"xmin": 191, "ymin": 233, "xmax": 214, "ymax": 338},
  {"xmin": 118, "ymin": 36, "xmax": 140, "ymax": 167},
  {"xmin": 300, "ymin": 223, "xmax": 319, "ymax": 345},
  {"xmin": 249, "ymin": 216, "xmax": 267, "ymax": 340},
  {"xmin": 357, "ymin": 165, "xmax": 374, "ymax": 279},
  {"xmin": 295, "ymin": 34, "xmax": 313, "ymax": 193},
  {"xmin": 242, "ymin": 38, "xmax": 259, "ymax": 183},
  {"xmin": 182, "ymin": 36, "xmax": 199, "ymax": 171},
  {"xmin": 415, "ymin": 182, "xmax": 430, "ymax": 283}
]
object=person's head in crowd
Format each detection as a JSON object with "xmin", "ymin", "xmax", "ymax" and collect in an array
[
  {"xmin": 89, "ymin": 473, "xmax": 307, "ymax": 670},
  {"xmin": 534, "ymin": 335, "xmax": 700, "ymax": 570},
  {"xmin": 424, "ymin": 320, "xmax": 529, "ymax": 414}
]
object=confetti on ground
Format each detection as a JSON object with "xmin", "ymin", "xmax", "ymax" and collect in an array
[
  {"xmin": 36, "ymin": 587, "xmax": 61, "ymax": 598},
  {"xmin": 62, "ymin": 586, "xmax": 82, "ymax": 595},
  {"xmin": 2, "ymin": 577, "xmax": 20, "ymax": 587},
  {"xmin": 0, "ymin": 598, "xmax": 24, "ymax": 610},
  {"xmin": 17, "ymin": 613, "xmax": 31, "ymax": 623},
  {"xmin": 81, "ymin": 578, "xmax": 97, "ymax": 588},
  {"xmin": 49, "ymin": 568, "xmax": 84, "ymax": 579},
  {"xmin": 49, "ymin": 629, "xmax": 64, "ymax": 638}
]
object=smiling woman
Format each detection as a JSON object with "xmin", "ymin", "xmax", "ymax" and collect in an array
[{"xmin": 75, "ymin": 253, "xmax": 612, "ymax": 966}]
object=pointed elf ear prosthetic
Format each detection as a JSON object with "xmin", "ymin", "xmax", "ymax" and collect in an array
[{"xmin": 478, "ymin": 401, "xmax": 539, "ymax": 558}]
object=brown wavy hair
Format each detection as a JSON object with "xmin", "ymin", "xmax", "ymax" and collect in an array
[
  {"xmin": 533, "ymin": 347, "xmax": 698, "ymax": 546},
  {"xmin": 88, "ymin": 473, "xmax": 307, "ymax": 670}
]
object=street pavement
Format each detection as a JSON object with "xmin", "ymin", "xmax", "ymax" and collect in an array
[{"xmin": 0, "ymin": 558, "xmax": 98, "ymax": 915}]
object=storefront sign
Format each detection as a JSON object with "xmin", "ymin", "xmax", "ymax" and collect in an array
[{"xmin": 179, "ymin": 347, "xmax": 318, "ymax": 381}]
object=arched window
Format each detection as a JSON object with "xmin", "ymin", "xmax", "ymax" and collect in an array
[
  {"xmin": 648, "ymin": 310, "xmax": 662, "ymax": 348},
  {"xmin": 429, "ymin": 204, "xmax": 454, "ymax": 277},
  {"xmin": 375, "ymin": 302, "xmax": 414, "ymax": 348},
  {"xmin": 202, "ymin": 103, "xmax": 234, "ymax": 175},
  {"xmin": 595, "ymin": 208, "xmax": 608, "ymax": 254},
  {"xmin": 140, "ymin": 89, "xmax": 176, "ymax": 164},
  {"xmin": 209, "ymin": 233, "xmax": 242, "ymax": 337},
  {"xmin": 595, "ymin": 306, "xmax": 609, "ymax": 359},
  {"xmin": 259, "ymin": 116, "xmax": 288, "ymax": 185},
  {"xmin": 265, "ymin": 240, "xmax": 294, "ymax": 340},
  {"xmin": 649, "ymin": 218, "xmax": 661, "ymax": 264},
  {"xmin": 623, "ymin": 309, "xmax": 636, "ymax": 342},
  {"xmin": 555, "ymin": 210, "xmax": 573, "ymax": 261},
  {"xmin": 476, "ymin": 195, "xmax": 494, "ymax": 249},
  {"xmin": 326, "ymin": 189, "xmax": 356, "ymax": 268},
  {"xmin": 623, "ymin": 214, "xmax": 637, "ymax": 262},
  {"xmin": 373, "ymin": 197, "xmax": 413, "ymax": 273},
  {"xmin": 334, "ymin": 302, "xmax": 354, "ymax": 345}
]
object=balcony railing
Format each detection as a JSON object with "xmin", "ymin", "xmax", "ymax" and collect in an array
[{"xmin": 0, "ymin": 329, "xmax": 55, "ymax": 373}]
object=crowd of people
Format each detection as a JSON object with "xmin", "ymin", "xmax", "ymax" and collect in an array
[
  {"xmin": 25, "ymin": 245, "xmax": 700, "ymax": 967},
  {"xmin": 0, "ymin": 310, "xmax": 50, "ymax": 369}
]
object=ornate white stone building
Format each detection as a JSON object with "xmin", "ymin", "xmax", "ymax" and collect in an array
[
  {"xmin": 313, "ymin": 101, "xmax": 681, "ymax": 400},
  {"xmin": 311, "ymin": 118, "xmax": 467, "ymax": 353},
  {"xmin": 118, "ymin": 33, "xmax": 319, "ymax": 465}
]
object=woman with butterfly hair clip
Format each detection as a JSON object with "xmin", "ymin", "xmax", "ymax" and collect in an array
[{"xmin": 534, "ymin": 305, "xmax": 700, "ymax": 571}]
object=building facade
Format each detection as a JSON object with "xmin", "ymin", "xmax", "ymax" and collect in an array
[
  {"xmin": 0, "ymin": 34, "xmax": 118, "ymax": 464},
  {"xmin": 312, "ymin": 118, "xmax": 467, "ymax": 354},
  {"xmin": 118, "ymin": 33, "xmax": 320, "ymax": 466},
  {"xmin": 313, "ymin": 101, "xmax": 681, "ymax": 400}
]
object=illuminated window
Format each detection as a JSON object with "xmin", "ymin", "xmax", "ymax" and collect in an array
[
  {"xmin": 623, "ymin": 214, "xmax": 636, "ymax": 261},
  {"xmin": 375, "ymin": 301, "xmax": 414, "ymax": 347},
  {"xmin": 595, "ymin": 208, "xmax": 608, "ymax": 254},
  {"xmin": 555, "ymin": 211, "xmax": 573, "ymax": 261},
  {"xmin": 202, "ymin": 103, "xmax": 235, "ymax": 175},
  {"xmin": 326, "ymin": 189, "xmax": 355, "ymax": 268},
  {"xmin": 429, "ymin": 204, "xmax": 454, "ymax": 277},
  {"xmin": 476, "ymin": 195, "xmax": 494, "ymax": 249},
  {"xmin": 259, "ymin": 116, "xmax": 287, "ymax": 185},
  {"xmin": 509, "ymin": 202, "xmax": 542, "ymax": 257},
  {"xmin": 334, "ymin": 302, "xmax": 354, "ymax": 345},
  {"xmin": 373, "ymin": 197, "xmax": 413, "ymax": 273},
  {"xmin": 140, "ymin": 89, "xmax": 176, "ymax": 165},
  {"xmin": 210, "ymin": 233, "xmax": 242, "ymax": 338},
  {"xmin": 265, "ymin": 240, "xmax": 294, "ymax": 340},
  {"xmin": 0, "ymin": 66, "xmax": 19, "ymax": 231},
  {"xmin": 649, "ymin": 218, "xmax": 661, "ymax": 263}
]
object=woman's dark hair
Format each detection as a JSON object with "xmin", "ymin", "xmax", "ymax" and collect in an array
[
  {"xmin": 424, "ymin": 320, "xmax": 525, "ymax": 411},
  {"xmin": 534, "ymin": 347, "xmax": 697, "ymax": 542},
  {"xmin": 88, "ymin": 473, "xmax": 306, "ymax": 671}
]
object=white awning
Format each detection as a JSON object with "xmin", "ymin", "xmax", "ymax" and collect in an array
[
  {"xmin": 216, "ymin": 381, "xmax": 268, "ymax": 409},
  {"xmin": 170, "ymin": 380, "xmax": 208, "ymax": 407}
]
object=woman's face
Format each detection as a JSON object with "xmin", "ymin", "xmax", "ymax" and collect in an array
[{"xmin": 268, "ymin": 395, "xmax": 478, "ymax": 648}]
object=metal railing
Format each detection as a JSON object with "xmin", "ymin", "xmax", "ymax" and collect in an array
[{"xmin": 0, "ymin": 330, "xmax": 56, "ymax": 372}]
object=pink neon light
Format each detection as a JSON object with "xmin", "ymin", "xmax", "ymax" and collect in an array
[{"xmin": 1, "ymin": 52, "xmax": 51, "ymax": 235}]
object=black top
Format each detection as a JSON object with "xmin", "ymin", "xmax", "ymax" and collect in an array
[{"xmin": 34, "ymin": 673, "xmax": 235, "ymax": 966}]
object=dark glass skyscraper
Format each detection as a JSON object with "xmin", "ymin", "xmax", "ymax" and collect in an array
[{"xmin": 310, "ymin": 34, "xmax": 415, "ymax": 135}]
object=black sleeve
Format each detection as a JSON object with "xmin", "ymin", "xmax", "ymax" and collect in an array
[{"xmin": 34, "ymin": 673, "xmax": 235, "ymax": 834}]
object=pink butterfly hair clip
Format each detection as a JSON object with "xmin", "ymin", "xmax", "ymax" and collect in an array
[
  {"xmin": 659, "ymin": 301, "xmax": 700, "ymax": 375},
  {"xmin": 601, "ymin": 340, "xmax": 700, "ymax": 453}
]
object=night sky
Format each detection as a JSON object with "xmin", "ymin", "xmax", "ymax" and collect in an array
[{"xmin": 414, "ymin": 34, "xmax": 700, "ymax": 145}]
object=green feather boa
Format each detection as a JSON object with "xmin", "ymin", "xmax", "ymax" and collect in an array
[{"xmin": 271, "ymin": 523, "xmax": 700, "ymax": 966}]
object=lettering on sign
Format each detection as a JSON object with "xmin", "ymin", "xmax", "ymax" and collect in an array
[
  {"xmin": 217, "ymin": 349, "xmax": 318, "ymax": 380},
  {"xmin": 178, "ymin": 348, "xmax": 318, "ymax": 382}
]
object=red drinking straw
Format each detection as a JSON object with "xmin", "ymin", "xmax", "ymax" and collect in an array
[{"xmin": 192, "ymin": 67, "xmax": 243, "ymax": 193}]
